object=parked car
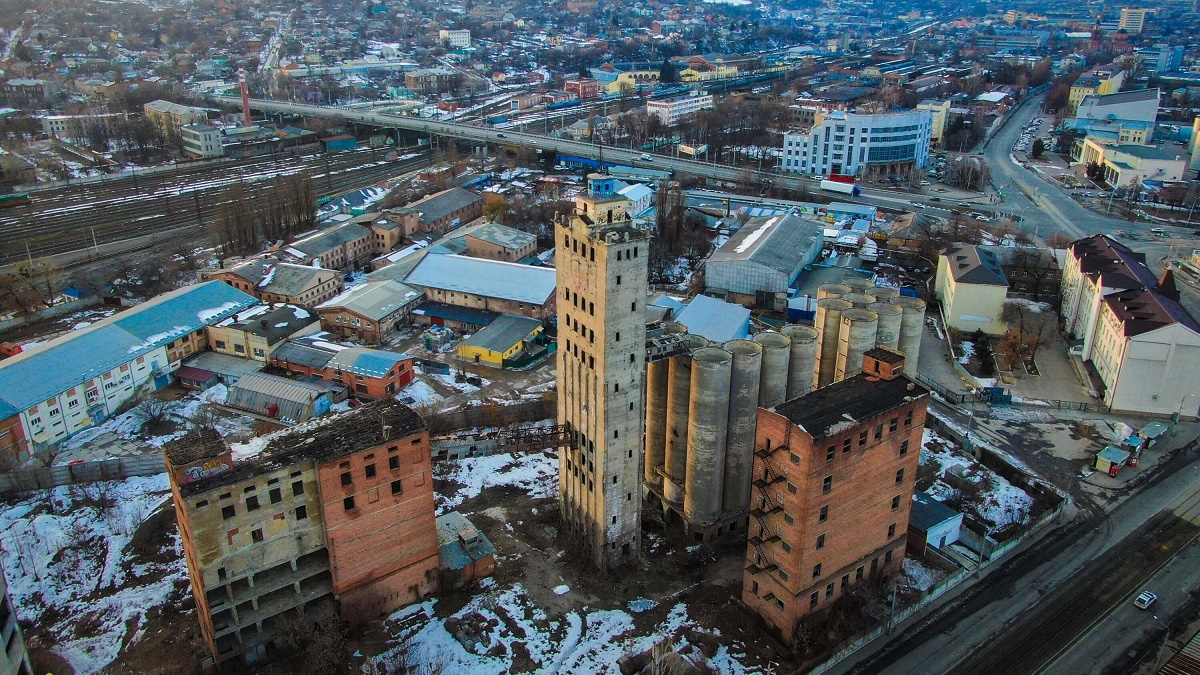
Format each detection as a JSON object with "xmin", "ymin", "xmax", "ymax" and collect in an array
[{"xmin": 1134, "ymin": 591, "xmax": 1157, "ymax": 609}]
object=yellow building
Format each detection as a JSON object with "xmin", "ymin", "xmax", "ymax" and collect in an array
[
  {"xmin": 1079, "ymin": 138, "xmax": 1188, "ymax": 188},
  {"xmin": 603, "ymin": 70, "xmax": 660, "ymax": 94},
  {"xmin": 1067, "ymin": 65, "xmax": 1126, "ymax": 116},
  {"xmin": 456, "ymin": 314, "xmax": 544, "ymax": 367},
  {"xmin": 935, "ymin": 244, "xmax": 1009, "ymax": 336}
]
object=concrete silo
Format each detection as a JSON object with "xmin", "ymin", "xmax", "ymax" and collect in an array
[
  {"xmin": 814, "ymin": 298, "xmax": 852, "ymax": 389},
  {"xmin": 892, "ymin": 296, "xmax": 927, "ymax": 368},
  {"xmin": 664, "ymin": 334, "xmax": 708, "ymax": 498},
  {"xmin": 868, "ymin": 286, "xmax": 901, "ymax": 302},
  {"xmin": 684, "ymin": 348, "xmax": 732, "ymax": 527},
  {"xmin": 722, "ymin": 340, "xmax": 762, "ymax": 515},
  {"xmin": 754, "ymin": 331, "xmax": 792, "ymax": 409},
  {"xmin": 834, "ymin": 308, "xmax": 879, "ymax": 381},
  {"xmin": 842, "ymin": 292, "xmax": 877, "ymax": 309},
  {"xmin": 842, "ymin": 277, "xmax": 875, "ymax": 294},
  {"xmin": 817, "ymin": 283, "xmax": 852, "ymax": 300},
  {"xmin": 868, "ymin": 302, "xmax": 904, "ymax": 351},
  {"xmin": 781, "ymin": 325, "xmax": 819, "ymax": 400},
  {"xmin": 643, "ymin": 358, "xmax": 670, "ymax": 486}
]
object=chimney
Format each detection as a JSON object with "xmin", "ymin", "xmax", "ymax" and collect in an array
[
  {"xmin": 239, "ymin": 68, "xmax": 252, "ymax": 127},
  {"xmin": 260, "ymin": 319, "xmax": 268, "ymax": 328}
]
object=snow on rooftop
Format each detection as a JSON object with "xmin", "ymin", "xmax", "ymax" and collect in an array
[
  {"xmin": 733, "ymin": 216, "xmax": 779, "ymax": 254},
  {"xmin": 197, "ymin": 301, "xmax": 243, "ymax": 322}
]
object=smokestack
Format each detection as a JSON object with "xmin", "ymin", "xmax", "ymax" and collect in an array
[{"xmin": 239, "ymin": 68, "xmax": 252, "ymax": 127}]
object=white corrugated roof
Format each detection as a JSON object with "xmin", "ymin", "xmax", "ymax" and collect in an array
[{"xmin": 404, "ymin": 254, "xmax": 556, "ymax": 305}]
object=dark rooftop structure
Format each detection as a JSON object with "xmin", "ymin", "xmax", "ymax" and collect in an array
[
  {"xmin": 1071, "ymin": 234, "xmax": 1200, "ymax": 334},
  {"xmin": 909, "ymin": 491, "xmax": 962, "ymax": 533},
  {"xmin": 163, "ymin": 426, "xmax": 229, "ymax": 467},
  {"xmin": 942, "ymin": 243, "xmax": 1008, "ymax": 286},
  {"xmin": 217, "ymin": 304, "xmax": 318, "ymax": 345},
  {"xmin": 864, "ymin": 346, "xmax": 905, "ymax": 366},
  {"xmin": 772, "ymin": 371, "xmax": 929, "ymax": 440},
  {"xmin": 174, "ymin": 399, "xmax": 426, "ymax": 497}
]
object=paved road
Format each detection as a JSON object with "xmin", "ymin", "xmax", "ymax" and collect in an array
[
  {"xmin": 981, "ymin": 93, "xmax": 1131, "ymax": 241},
  {"xmin": 829, "ymin": 442, "xmax": 1200, "ymax": 675}
]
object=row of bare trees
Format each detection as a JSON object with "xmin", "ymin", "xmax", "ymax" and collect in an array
[{"xmin": 208, "ymin": 173, "xmax": 318, "ymax": 257}]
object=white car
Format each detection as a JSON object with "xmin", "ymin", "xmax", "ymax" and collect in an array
[
  {"xmin": 640, "ymin": 153, "xmax": 653, "ymax": 161},
  {"xmin": 1134, "ymin": 591, "xmax": 1157, "ymax": 609}
]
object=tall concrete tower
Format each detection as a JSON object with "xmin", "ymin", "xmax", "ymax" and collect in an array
[{"xmin": 556, "ymin": 173, "xmax": 648, "ymax": 569}]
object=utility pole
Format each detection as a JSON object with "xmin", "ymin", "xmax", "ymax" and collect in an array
[
  {"xmin": 90, "ymin": 227, "xmax": 99, "ymax": 258},
  {"xmin": 193, "ymin": 190, "xmax": 204, "ymax": 227}
]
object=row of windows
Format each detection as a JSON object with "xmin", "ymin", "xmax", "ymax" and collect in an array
[{"xmin": 819, "ymin": 411, "xmax": 915, "ymax": 463}]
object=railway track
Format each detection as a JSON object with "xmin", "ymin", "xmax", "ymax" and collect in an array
[
  {"xmin": 949, "ymin": 486, "xmax": 1200, "ymax": 675},
  {"xmin": 0, "ymin": 148, "xmax": 432, "ymax": 263}
]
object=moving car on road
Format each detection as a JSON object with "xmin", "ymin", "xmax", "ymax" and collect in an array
[{"xmin": 1134, "ymin": 591, "xmax": 1157, "ymax": 609}]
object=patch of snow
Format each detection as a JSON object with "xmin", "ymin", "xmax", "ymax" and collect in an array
[
  {"xmin": 552, "ymin": 584, "xmax": 570, "ymax": 595},
  {"xmin": 396, "ymin": 379, "xmax": 443, "ymax": 407},
  {"xmin": 0, "ymin": 475, "xmax": 186, "ymax": 674},
  {"xmin": 902, "ymin": 557, "xmax": 947, "ymax": 592},
  {"xmin": 628, "ymin": 598, "xmax": 658, "ymax": 613},
  {"xmin": 957, "ymin": 340, "xmax": 975, "ymax": 364},
  {"xmin": 197, "ymin": 301, "xmax": 242, "ymax": 322},
  {"xmin": 434, "ymin": 451, "xmax": 557, "ymax": 513}
]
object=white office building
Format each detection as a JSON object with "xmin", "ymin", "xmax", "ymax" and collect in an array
[
  {"xmin": 646, "ymin": 93, "xmax": 714, "ymax": 126},
  {"xmin": 438, "ymin": 29, "xmax": 471, "ymax": 48},
  {"xmin": 781, "ymin": 109, "xmax": 933, "ymax": 181}
]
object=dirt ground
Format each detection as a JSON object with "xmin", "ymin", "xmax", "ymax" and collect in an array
[{"xmin": 418, "ymin": 464, "xmax": 799, "ymax": 672}]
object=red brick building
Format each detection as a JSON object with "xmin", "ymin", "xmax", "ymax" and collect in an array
[
  {"xmin": 270, "ymin": 340, "xmax": 415, "ymax": 399},
  {"xmin": 743, "ymin": 348, "xmax": 928, "ymax": 642},
  {"xmin": 315, "ymin": 417, "xmax": 439, "ymax": 617},
  {"xmin": 564, "ymin": 78, "xmax": 600, "ymax": 100}
]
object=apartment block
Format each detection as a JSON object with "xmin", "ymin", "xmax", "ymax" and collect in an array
[
  {"xmin": 556, "ymin": 174, "xmax": 648, "ymax": 569},
  {"xmin": 165, "ymin": 399, "xmax": 451, "ymax": 667},
  {"xmin": 646, "ymin": 93, "xmax": 715, "ymax": 126},
  {"xmin": 743, "ymin": 349, "xmax": 928, "ymax": 642}
]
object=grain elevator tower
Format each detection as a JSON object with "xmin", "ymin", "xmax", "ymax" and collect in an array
[{"xmin": 556, "ymin": 173, "xmax": 648, "ymax": 569}]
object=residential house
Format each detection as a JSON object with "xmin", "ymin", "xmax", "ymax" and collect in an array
[
  {"xmin": 206, "ymin": 304, "xmax": 319, "ymax": 361},
  {"xmin": 283, "ymin": 224, "xmax": 375, "ymax": 272},
  {"xmin": 935, "ymin": 243, "xmax": 1009, "ymax": 335},
  {"xmin": 316, "ymin": 280, "xmax": 424, "ymax": 344},
  {"xmin": 144, "ymin": 99, "xmax": 209, "ymax": 136},
  {"xmin": 0, "ymin": 282, "xmax": 257, "ymax": 455},
  {"xmin": 207, "ymin": 261, "xmax": 344, "ymax": 308},
  {"xmin": 463, "ymin": 222, "xmax": 536, "ymax": 262}
]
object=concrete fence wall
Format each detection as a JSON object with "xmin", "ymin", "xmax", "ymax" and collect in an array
[
  {"xmin": 0, "ymin": 455, "xmax": 165, "ymax": 495},
  {"xmin": 0, "ymin": 296, "xmax": 101, "ymax": 332}
]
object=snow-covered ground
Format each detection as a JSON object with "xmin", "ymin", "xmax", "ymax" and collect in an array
[
  {"xmin": 56, "ymin": 384, "xmax": 254, "ymax": 463},
  {"xmin": 902, "ymin": 557, "xmax": 947, "ymax": 592},
  {"xmin": 434, "ymin": 451, "xmax": 557, "ymax": 514},
  {"xmin": 0, "ymin": 474, "xmax": 185, "ymax": 674},
  {"xmin": 920, "ymin": 427, "xmax": 1034, "ymax": 531},
  {"xmin": 373, "ymin": 585, "xmax": 751, "ymax": 674}
]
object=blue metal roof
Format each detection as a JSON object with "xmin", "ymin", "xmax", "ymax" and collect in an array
[
  {"xmin": 327, "ymin": 348, "xmax": 411, "ymax": 378},
  {"xmin": 0, "ymin": 282, "xmax": 257, "ymax": 414},
  {"xmin": 909, "ymin": 491, "xmax": 961, "ymax": 532},
  {"xmin": 436, "ymin": 511, "xmax": 496, "ymax": 571},
  {"xmin": 674, "ymin": 295, "xmax": 751, "ymax": 343}
]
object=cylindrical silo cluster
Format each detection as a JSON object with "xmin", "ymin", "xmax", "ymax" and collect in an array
[
  {"xmin": 684, "ymin": 348, "xmax": 732, "ymax": 526},
  {"xmin": 643, "ymin": 358, "xmax": 670, "ymax": 486},
  {"xmin": 814, "ymin": 298, "xmax": 852, "ymax": 389},
  {"xmin": 816, "ymin": 283, "xmax": 851, "ymax": 300},
  {"xmin": 869, "ymin": 302, "xmax": 904, "ymax": 351},
  {"xmin": 842, "ymin": 292, "xmax": 877, "ymax": 309},
  {"xmin": 892, "ymin": 296, "xmax": 927, "ymax": 366},
  {"xmin": 869, "ymin": 286, "xmax": 901, "ymax": 302},
  {"xmin": 781, "ymin": 325, "xmax": 819, "ymax": 400},
  {"xmin": 835, "ymin": 308, "xmax": 879, "ymax": 381},
  {"xmin": 842, "ymin": 277, "xmax": 875, "ymax": 294},
  {"xmin": 754, "ymin": 332, "xmax": 791, "ymax": 409},
  {"xmin": 663, "ymin": 334, "xmax": 708, "ymax": 502},
  {"xmin": 721, "ymin": 340, "xmax": 762, "ymax": 515}
]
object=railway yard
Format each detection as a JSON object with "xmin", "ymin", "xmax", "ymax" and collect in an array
[{"xmin": 0, "ymin": 146, "xmax": 432, "ymax": 265}]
